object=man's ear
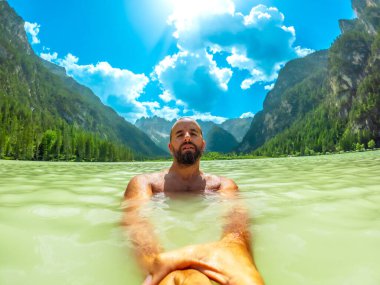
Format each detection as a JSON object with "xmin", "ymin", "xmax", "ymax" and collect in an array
[
  {"xmin": 168, "ymin": 143, "xmax": 174, "ymax": 155},
  {"xmin": 201, "ymin": 140, "xmax": 206, "ymax": 152}
]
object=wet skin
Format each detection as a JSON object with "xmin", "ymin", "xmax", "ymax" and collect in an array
[{"xmin": 123, "ymin": 119, "xmax": 264, "ymax": 285}]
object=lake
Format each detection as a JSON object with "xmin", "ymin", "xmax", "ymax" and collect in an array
[{"xmin": 0, "ymin": 151, "xmax": 379, "ymax": 285}]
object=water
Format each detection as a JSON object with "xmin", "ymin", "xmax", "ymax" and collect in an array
[{"xmin": 0, "ymin": 151, "xmax": 379, "ymax": 285}]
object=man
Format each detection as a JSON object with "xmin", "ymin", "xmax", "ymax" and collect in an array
[{"xmin": 123, "ymin": 118, "xmax": 264, "ymax": 285}]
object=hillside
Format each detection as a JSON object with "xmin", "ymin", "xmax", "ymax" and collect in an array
[
  {"xmin": 220, "ymin": 117, "xmax": 253, "ymax": 142},
  {"xmin": 239, "ymin": 0, "xmax": 380, "ymax": 156},
  {"xmin": 0, "ymin": 2, "xmax": 165, "ymax": 161},
  {"xmin": 205, "ymin": 126, "xmax": 239, "ymax": 153}
]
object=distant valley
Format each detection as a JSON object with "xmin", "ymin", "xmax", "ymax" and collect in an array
[
  {"xmin": 0, "ymin": 0, "xmax": 379, "ymax": 161},
  {"xmin": 135, "ymin": 116, "xmax": 253, "ymax": 153}
]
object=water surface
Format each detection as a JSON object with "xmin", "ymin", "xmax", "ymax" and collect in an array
[{"xmin": 0, "ymin": 151, "xmax": 379, "ymax": 285}]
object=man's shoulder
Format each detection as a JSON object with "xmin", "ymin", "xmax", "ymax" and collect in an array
[
  {"xmin": 124, "ymin": 170, "xmax": 168, "ymax": 198},
  {"xmin": 129, "ymin": 170, "xmax": 168, "ymax": 184},
  {"xmin": 202, "ymin": 173, "xmax": 238, "ymax": 192},
  {"xmin": 219, "ymin": 176, "xmax": 238, "ymax": 190}
]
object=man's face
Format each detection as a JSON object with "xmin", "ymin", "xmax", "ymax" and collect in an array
[{"xmin": 169, "ymin": 120, "xmax": 205, "ymax": 165}]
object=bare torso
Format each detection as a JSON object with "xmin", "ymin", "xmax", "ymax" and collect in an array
[{"xmin": 144, "ymin": 170, "xmax": 223, "ymax": 194}]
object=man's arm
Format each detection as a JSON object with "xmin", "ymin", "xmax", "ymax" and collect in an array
[
  {"xmin": 123, "ymin": 175, "xmax": 162, "ymax": 272},
  {"xmin": 219, "ymin": 177, "xmax": 252, "ymax": 253},
  {"xmin": 144, "ymin": 177, "xmax": 264, "ymax": 285}
]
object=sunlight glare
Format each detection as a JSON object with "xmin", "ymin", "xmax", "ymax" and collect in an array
[{"xmin": 166, "ymin": 0, "xmax": 235, "ymax": 29}]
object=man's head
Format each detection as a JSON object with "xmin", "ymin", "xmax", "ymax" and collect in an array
[{"xmin": 169, "ymin": 118, "xmax": 205, "ymax": 165}]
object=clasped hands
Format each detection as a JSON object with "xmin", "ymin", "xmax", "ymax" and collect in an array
[{"xmin": 143, "ymin": 233, "xmax": 264, "ymax": 285}]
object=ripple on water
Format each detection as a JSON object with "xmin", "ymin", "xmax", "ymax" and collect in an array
[{"xmin": 0, "ymin": 151, "xmax": 379, "ymax": 285}]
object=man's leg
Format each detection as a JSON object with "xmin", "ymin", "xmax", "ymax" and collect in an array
[{"xmin": 158, "ymin": 269, "xmax": 213, "ymax": 285}]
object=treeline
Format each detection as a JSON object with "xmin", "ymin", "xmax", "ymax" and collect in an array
[
  {"xmin": 0, "ymin": 96, "xmax": 137, "ymax": 161},
  {"xmin": 203, "ymin": 152, "xmax": 265, "ymax": 160},
  {"xmin": 252, "ymin": 105, "xmax": 377, "ymax": 157}
]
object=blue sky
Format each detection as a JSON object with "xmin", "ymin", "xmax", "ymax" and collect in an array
[{"xmin": 9, "ymin": 0, "xmax": 355, "ymax": 123}]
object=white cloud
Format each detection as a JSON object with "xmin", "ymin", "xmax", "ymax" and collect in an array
[
  {"xmin": 140, "ymin": 101, "xmax": 180, "ymax": 121},
  {"xmin": 244, "ymin": 5, "xmax": 284, "ymax": 26},
  {"xmin": 58, "ymin": 53, "xmax": 149, "ymax": 102},
  {"xmin": 158, "ymin": 90, "xmax": 174, "ymax": 103},
  {"xmin": 190, "ymin": 112, "xmax": 227, "ymax": 124},
  {"xmin": 241, "ymin": 78, "xmax": 256, "ymax": 90},
  {"xmin": 41, "ymin": 52, "xmax": 150, "ymax": 122},
  {"xmin": 167, "ymin": 0, "xmax": 235, "ymax": 39},
  {"xmin": 142, "ymin": 101, "xmax": 160, "ymax": 110},
  {"xmin": 152, "ymin": 106, "xmax": 180, "ymax": 121},
  {"xmin": 295, "ymin": 46, "xmax": 315, "ymax": 57},
  {"xmin": 152, "ymin": 49, "xmax": 231, "ymax": 112},
  {"xmin": 40, "ymin": 52, "xmax": 58, "ymax": 62},
  {"xmin": 264, "ymin": 83, "xmax": 275, "ymax": 91},
  {"xmin": 210, "ymin": 66, "xmax": 233, "ymax": 91},
  {"xmin": 160, "ymin": 2, "xmax": 313, "ymax": 92},
  {"xmin": 116, "ymin": 102, "xmax": 149, "ymax": 123},
  {"xmin": 226, "ymin": 49, "xmax": 254, "ymax": 71},
  {"xmin": 24, "ymin": 22, "xmax": 40, "ymax": 44},
  {"xmin": 176, "ymin": 99, "xmax": 187, "ymax": 107},
  {"xmin": 240, "ymin": 112, "xmax": 255, "ymax": 118}
]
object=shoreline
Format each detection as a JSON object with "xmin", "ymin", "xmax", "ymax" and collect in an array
[{"xmin": 0, "ymin": 149, "xmax": 378, "ymax": 163}]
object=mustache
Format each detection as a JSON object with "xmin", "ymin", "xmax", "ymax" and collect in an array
[{"xmin": 180, "ymin": 142, "xmax": 197, "ymax": 149}]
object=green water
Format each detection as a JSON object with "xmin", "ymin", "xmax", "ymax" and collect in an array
[{"xmin": 0, "ymin": 151, "xmax": 379, "ymax": 285}]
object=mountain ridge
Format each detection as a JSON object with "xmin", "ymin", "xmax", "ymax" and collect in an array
[
  {"xmin": 238, "ymin": 0, "xmax": 380, "ymax": 155},
  {"xmin": 0, "ymin": 1, "xmax": 166, "ymax": 161},
  {"xmin": 135, "ymin": 116, "xmax": 252, "ymax": 153}
]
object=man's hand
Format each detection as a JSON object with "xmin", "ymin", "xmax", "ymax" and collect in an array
[
  {"xmin": 153, "ymin": 269, "xmax": 212, "ymax": 285},
  {"xmin": 145, "ymin": 233, "xmax": 264, "ymax": 285}
]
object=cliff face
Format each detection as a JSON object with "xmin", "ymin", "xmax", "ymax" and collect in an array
[
  {"xmin": 239, "ymin": 50, "xmax": 329, "ymax": 152},
  {"xmin": 352, "ymin": 0, "xmax": 380, "ymax": 35},
  {"xmin": 329, "ymin": 0, "xmax": 380, "ymax": 144},
  {"xmin": 0, "ymin": 1, "xmax": 31, "ymax": 55},
  {"xmin": 239, "ymin": 0, "xmax": 380, "ymax": 155}
]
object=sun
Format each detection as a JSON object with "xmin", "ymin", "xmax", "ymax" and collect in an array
[
  {"xmin": 163, "ymin": 0, "xmax": 235, "ymax": 34},
  {"xmin": 165, "ymin": 0, "xmax": 235, "ymax": 21}
]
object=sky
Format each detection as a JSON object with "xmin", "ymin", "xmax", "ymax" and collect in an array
[{"xmin": 8, "ymin": 0, "xmax": 355, "ymax": 123}]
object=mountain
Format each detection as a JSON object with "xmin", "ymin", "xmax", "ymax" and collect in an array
[
  {"xmin": 220, "ymin": 117, "xmax": 253, "ymax": 142},
  {"xmin": 239, "ymin": 50, "xmax": 329, "ymax": 151},
  {"xmin": 238, "ymin": 0, "xmax": 380, "ymax": 156},
  {"xmin": 205, "ymin": 126, "xmax": 239, "ymax": 153},
  {"xmin": 135, "ymin": 116, "xmax": 249, "ymax": 153},
  {"xmin": 0, "ymin": 2, "xmax": 166, "ymax": 161},
  {"xmin": 135, "ymin": 116, "xmax": 172, "ymax": 153}
]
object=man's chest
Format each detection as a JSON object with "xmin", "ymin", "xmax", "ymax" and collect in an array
[{"xmin": 151, "ymin": 177, "xmax": 221, "ymax": 193}]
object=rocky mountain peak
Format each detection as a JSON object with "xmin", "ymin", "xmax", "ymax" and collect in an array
[
  {"xmin": 352, "ymin": 0, "xmax": 379, "ymax": 15},
  {"xmin": 0, "ymin": 1, "xmax": 32, "ymax": 55},
  {"xmin": 349, "ymin": 0, "xmax": 380, "ymax": 35}
]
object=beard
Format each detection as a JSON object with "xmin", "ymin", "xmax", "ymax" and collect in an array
[{"xmin": 174, "ymin": 142, "xmax": 202, "ymax": 165}]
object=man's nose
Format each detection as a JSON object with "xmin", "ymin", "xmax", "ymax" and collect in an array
[{"xmin": 184, "ymin": 132, "xmax": 191, "ymax": 142}]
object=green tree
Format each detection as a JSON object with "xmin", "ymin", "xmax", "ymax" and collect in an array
[{"xmin": 368, "ymin": 139, "xmax": 376, "ymax": 149}]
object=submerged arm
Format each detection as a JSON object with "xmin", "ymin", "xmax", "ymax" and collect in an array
[
  {"xmin": 123, "ymin": 175, "xmax": 162, "ymax": 272},
  {"xmin": 218, "ymin": 177, "xmax": 252, "ymax": 253},
  {"xmin": 145, "ymin": 178, "xmax": 264, "ymax": 285}
]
